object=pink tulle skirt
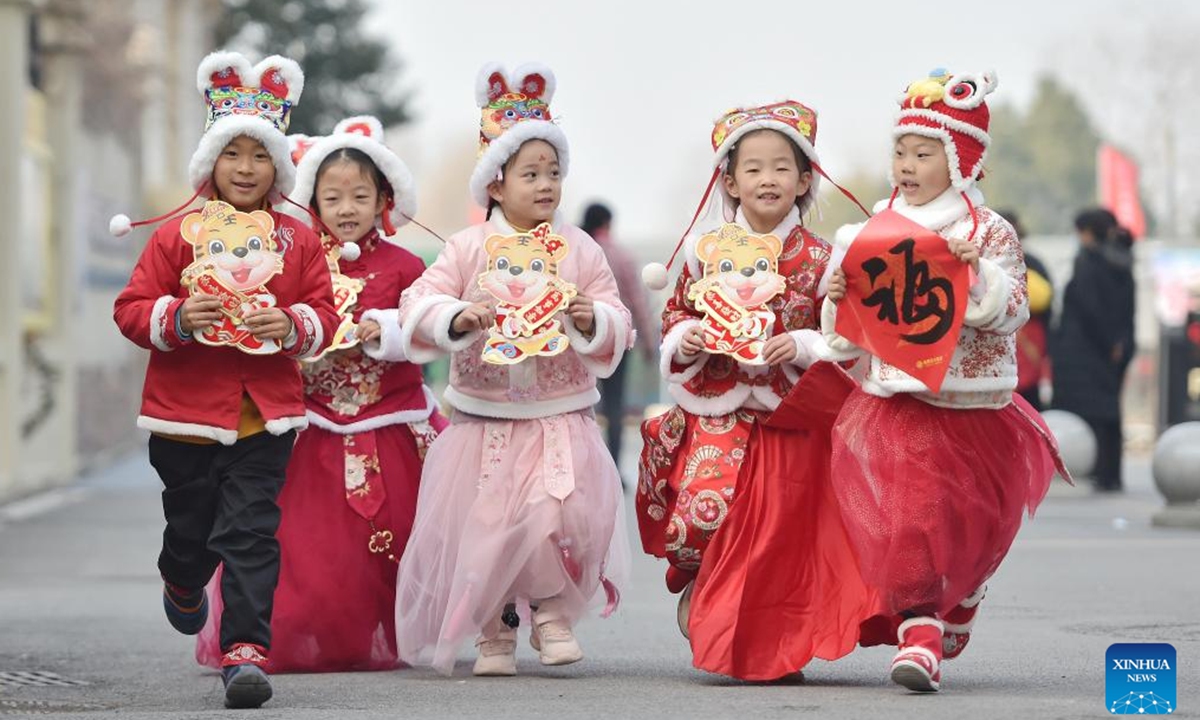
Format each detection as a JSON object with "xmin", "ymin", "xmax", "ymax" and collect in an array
[
  {"xmin": 829, "ymin": 389, "xmax": 1059, "ymax": 616},
  {"xmin": 395, "ymin": 410, "xmax": 629, "ymax": 675}
]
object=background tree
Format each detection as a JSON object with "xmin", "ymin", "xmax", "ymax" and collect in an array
[
  {"xmin": 215, "ymin": 0, "xmax": 411, "ymax": 136},
  {"xmin": 985, "ymin": 76, "xmax": 1101, "ymax": 235}
]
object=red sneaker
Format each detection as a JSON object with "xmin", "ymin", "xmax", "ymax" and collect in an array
[
  {"xmin": 942, "ymin": 585, "xmax": 986, "ymax": 660},
  {"xmin": 890, "ymin": 618, "xmax": 943, "ymax": 692}
]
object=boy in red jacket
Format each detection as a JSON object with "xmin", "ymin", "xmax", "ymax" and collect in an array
[{"xmin": 112, "ymin": 51, "xmax": 336, "ymax": 709}]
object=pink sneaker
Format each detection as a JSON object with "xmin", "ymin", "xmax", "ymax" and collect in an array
[
  {"xmin": 529, "ymin": 599, "xmax": 583, "ymax": 666},
  {"xmin": 473, "ymin": 624, "xmax": 517, "ymax": 676}
]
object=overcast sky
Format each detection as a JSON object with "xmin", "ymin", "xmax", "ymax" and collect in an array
[{"xmin": 369, "ymin": 0, "xmax": 1200, "ymax": 242}]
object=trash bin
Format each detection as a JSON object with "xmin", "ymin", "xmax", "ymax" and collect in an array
[{"xmin": 1158, "ymin": 311, "xmax": 1200, "ymax": 431}]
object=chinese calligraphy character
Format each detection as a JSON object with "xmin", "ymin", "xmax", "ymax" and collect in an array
[{"xmin": 860, "ymin": 237, "xmax": 956, "ymax": 345}]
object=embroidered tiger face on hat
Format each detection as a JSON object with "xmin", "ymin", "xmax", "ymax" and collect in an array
[
  {"xmin": 893, "ymin": 68, "xmax": 998, "ymax": 191},
  {"xmin": 468, "ymin": 62, "xmax": 570, "ymax": 208},
  {"xmin": 188, "ymin": 51, "xmax": 305, "ymax": 198}
]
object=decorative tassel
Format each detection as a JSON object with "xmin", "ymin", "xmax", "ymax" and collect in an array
[
  {"xmin": 380, "ymin": 195, "xmax": 398, "ymax": 236},
  {"xmin": 642, "ymin": 167, "xmax": 721, "ymax": 290},
  {"xmin": 109, "ymin": 181, "xmax": 210, "ymax": 237},
  {"xmin": 811, "ymin": 161, "xmax": 872, "ymax": 218}
]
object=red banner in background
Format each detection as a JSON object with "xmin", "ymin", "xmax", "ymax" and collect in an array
[
  {"xmin": 834, "ymin": 210, "xmax": 969, "ymax": 393},
  {"xmin": 1098, "ymin": 144, "xmax": 1146, "ymax": 240}
]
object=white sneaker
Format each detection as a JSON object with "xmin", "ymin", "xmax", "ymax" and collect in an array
[
  {"xmin": 530, "ymin": 600, "xmax": 583, "ymax": 666},
  {"xmin": 473, "ymin": 626, "xmax": 517, "ymax": 676},
  {"xmin": 677, "ymin": 581, "xmax": 694, "ymax": 639}
]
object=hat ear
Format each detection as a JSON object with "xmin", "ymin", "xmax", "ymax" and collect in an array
[
  {"xmin": 511, "ymin": 63, "xmax": 556, "ymax": 103},
  {"xmin": 476, "ymin": 62, "xmax": 509, "ymax": 106},
  {"xmin": 196, "ymin": 50, "xmax": 252, "ymax": 93},
  {"xmin": 255, "ymin": 55, "xmax": 305, "ymax": 104},
  {"xmin": 333, "ymin": 115, "xmax": 385, "ymax": 141},
  {"xmin": 289, "ymin": 134, "xmax": 316, "ymax": 164}
]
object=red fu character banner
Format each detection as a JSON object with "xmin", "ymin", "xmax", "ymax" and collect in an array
[{"xmin": 834, "ymin": 209, "xmax": 968, "ymax": 392}]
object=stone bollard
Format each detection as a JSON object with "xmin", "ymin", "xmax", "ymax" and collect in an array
[
  {"xmin": 1151, "ymin": 422, "xmax": 1200, "ymax": 529},
  {"xmin": 1041, "ymin": 409, "xmax": 1097, "ymax": 480}
]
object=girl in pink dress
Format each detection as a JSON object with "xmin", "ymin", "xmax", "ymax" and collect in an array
[
  {"xmin": 197, "ymin": 116, "xmax": 444, "ymax": 672},
  {"xmin": 393, "ymin": 62, "xmax": 631, "ymax": 677}
]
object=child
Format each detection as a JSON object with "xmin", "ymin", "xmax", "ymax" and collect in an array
[
  {"xmin": 111, "ymin": 51, "xmax": 338, "ymax": 708},
  {"xmin": 194, "ymin": 116, "xmax": 444, "ymax": 672},
  {"xmin": 819, "ymin": 69, "xmax": 1065, "ymax": 692},
  {"xmin": 636, "ymin": 101, "xmax": 881, "ymax": 680},
  {"xmin": 393, "ymin": 62, "xmax": 631, "ymax": 676}
]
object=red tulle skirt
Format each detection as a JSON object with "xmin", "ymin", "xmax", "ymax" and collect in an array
[
  {"xmin": 640, "ymin": 362, "xmax": 888, "ymax": 679},
  {"xmin": 689, "ymin": 418, "xmax": 882, "ymax": 680},
  {"xmin": 196, "ymin": 418, "xmax": 440, "ymax": 673},
  {"xmin": 829, "ymin": 389, "xmax": 1059, "ymax": 616}
]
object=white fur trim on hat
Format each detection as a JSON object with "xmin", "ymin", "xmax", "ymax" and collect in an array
[
  {"xmin": 510, "ymin": 62, "xmax": 557, "ymax": 104},
  {"xmin": 289, "ymin": 125, "xmax": 418, "ymax": 232},
  {"xmin": 195, "ymin": 51, "xmax": 253, "ymax": 93},
  {"xmin": 712, "ymin": 117, "xmax": 822, "ymax": 218},
  {"xmin": 468, "ymin": 120, "xmax": 569, "ymax": 208},
  {"xmin": 889, "ymin": 121, "xmax": 987, "ymax": 192},
  {"xmin": 188, "ymin": 114, "xmax": 297, "ymax": 196}
]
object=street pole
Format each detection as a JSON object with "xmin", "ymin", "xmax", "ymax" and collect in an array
[
  {"xmin": 39, "ymin": 0, "xmax": 88, "ymax": 484},
  {"xmin": 0, "ymin": 0, "xmax": 34, "ymax": 500}
]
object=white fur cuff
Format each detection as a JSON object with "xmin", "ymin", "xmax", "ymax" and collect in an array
[
  {"xmin": 816, "ymin": 300, "xmax": 865, "ymax": 362},
  {"xmin": 660, "ymin": 318, "xmax": 708, "ymax": 384},
  {"xmin": 788, "ymin": 329, "xmax": 822, "ymax": 369},
  {"xmin": 434, "ymin": 300, "xmax": 481, "ymax": 353},
  {"xmin": 361, "ymin": 308, "xmax": 407, "ymax": 362},
  {"xmin": 150, "ymin": 295, "xmax": 177, "ymax": 352},
  {"xmin": 963, "ymin": 258, "xmax": 1017, "ymax": 332}
]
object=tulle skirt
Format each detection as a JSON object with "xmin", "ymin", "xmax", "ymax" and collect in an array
[
  {"xmin": 830, "ymin": 389, "xmax": 1060, "ymax": 616},
  {"xmin": 196, "ymin": 419, "xmax": 439, "ymax": 673},
  {"xmin": 394, "ymin": 410, "xmax": 629, "ymax": 675}
]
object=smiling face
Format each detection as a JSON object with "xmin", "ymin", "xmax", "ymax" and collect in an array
[
  {"xmin": 314, "ymin": 158, "xmax": 387, "ymax": 245},
  {"xmin": 478, "ymin": 230, "xmax": 567, "ymax": 305},
  {"xmin": 487, "ymin": 139, "xmax": 561, "ymax": 230},
  {"xmin": 892, "ymin": 134, "xmax": 952, "ymax": 206},
  {"xmin": 696, "ymin": 225, "xmax": 785, "ymax": 307},
  {"xmin": 212, "ymin": 135, "xmax": 276, "ymax": 211},
  {"xmin": 723, "ymin": 129, "xmax": 813, "ymax": 234},
  {"xmin": 182, "ymin": 201, "xmax": 282, "ymax": 291}
]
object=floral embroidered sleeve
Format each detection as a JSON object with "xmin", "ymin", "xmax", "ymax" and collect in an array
[
  {"xmin": 658, "ymin": 262, "xmax": 709, "ymax": 384},
  {"xmin": 963, "ymin": 215, "xmax": 1029, "ymax": 335}
]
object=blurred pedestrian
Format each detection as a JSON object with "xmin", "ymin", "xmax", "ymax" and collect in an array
[
  {"xmin": 1052, "ymin": 208, "xmax": 1136, "ymax": 492},
  {"xmin": 580, "ymin": 202, "xmax": 654, "ymax": 477}
]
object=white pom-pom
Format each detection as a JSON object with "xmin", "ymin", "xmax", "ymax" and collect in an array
[
  {"xmin": 642, "ymin": 262, "xmax": 669, "ymax": 290},
  {"xmin": 340, "ymin": 241, "xmax": 361, "ymax": 261},
  {"xmin": 109, "ymin": 214, "xmax": 133, "ymax": 237}
]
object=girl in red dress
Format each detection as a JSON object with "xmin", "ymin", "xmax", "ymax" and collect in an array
[
  {"xmin": 820, "ymin": 70, "xmax": 1066, "ymax": 693},
  {"xmin": 197, "ymin": 116, "xmax": 445, "ymax": 672},
  {"xmin": 637, "ymin": 102, "xmax": 883, "ymax": 681}
]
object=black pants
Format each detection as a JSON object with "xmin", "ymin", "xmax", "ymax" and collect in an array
[
  {"xmin": 149, "ymin": 430, "xmax": 295, "ymax": 652},
  {"xmin": 597, "ymin": 360, "xmax": 628, "ymax": 469},
  {"xmin": 1082, "ymin": 416, "xmax": 1123, "ymax": 491}
]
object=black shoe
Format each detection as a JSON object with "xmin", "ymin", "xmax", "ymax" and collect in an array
[
  {"xmin": 222, "ymin": 664, "xmax": 273, "ymax": 709},
  {"xmin": 162, "ymin": 582, "xmax": 208, "ymax": 635}
]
